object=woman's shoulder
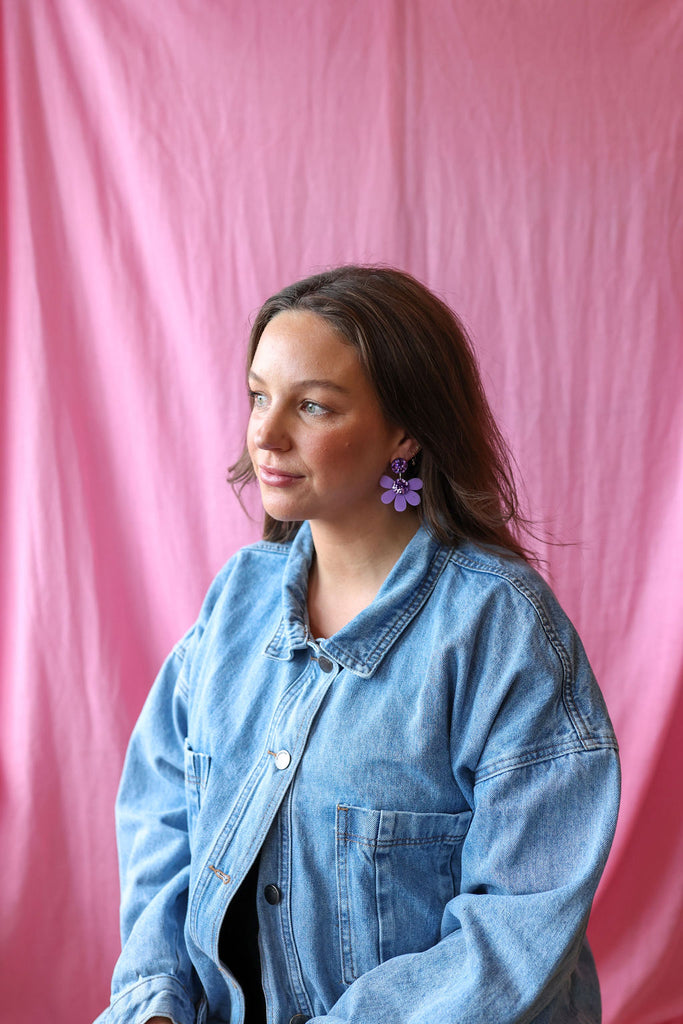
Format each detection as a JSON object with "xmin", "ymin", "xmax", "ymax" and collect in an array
[
  {"xmin": 447, "ymin": 539, "xmax": 549, "ymax": 595},
  {"xmin": 212, "ymin": 536, "xmax": 294, "ymax": 582},
  {"xmin": 195, "ymin": 538, "xmax": 295, "ymax": 626},
  {"xmin": 440, "ymin": 538, "xmax": 577, "ymax": 643},
  {"xmin": 227, "ymin": 536, "xmax": 295, "ymax": 568},
  {"xmin": 440, "ymin": 539, "xmax": 617, "ymax": 758}
]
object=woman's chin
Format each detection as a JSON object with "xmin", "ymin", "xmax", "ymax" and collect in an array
[{"xmin": 260, "ymin": 494, "xmax": 308, "ymax": 523}]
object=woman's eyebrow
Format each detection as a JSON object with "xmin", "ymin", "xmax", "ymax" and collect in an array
[{"xmin": 248, "ymin": 371, "xmax": 350, "ymax": 395}]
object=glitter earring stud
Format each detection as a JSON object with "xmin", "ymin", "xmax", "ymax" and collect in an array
[{"xmin": 379, "ymin": 457, "xmax": 423, "ymax": 511}]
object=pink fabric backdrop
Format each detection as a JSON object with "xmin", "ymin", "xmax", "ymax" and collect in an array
[{"xmin": 2, "ymin": 2, "xmax": 682, "ymax": 1022}]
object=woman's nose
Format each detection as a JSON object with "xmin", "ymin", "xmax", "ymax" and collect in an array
[{"xmin": 253, "ymin": 408, "xmax": 290, "ymax": 451}]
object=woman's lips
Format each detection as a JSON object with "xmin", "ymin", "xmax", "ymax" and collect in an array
[{"xmin": 258, "ymin": 465, "xmax": 304, "ymax": 486}]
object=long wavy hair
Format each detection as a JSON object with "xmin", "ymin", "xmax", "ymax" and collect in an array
[{"xmin": 228, "ymin": 265, "xmax": 534, "ymax": 561}]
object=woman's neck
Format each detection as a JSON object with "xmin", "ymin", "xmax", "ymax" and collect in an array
[{"xmin": 307, "ymin": 513, "xmax": 420, "ymax": 638}]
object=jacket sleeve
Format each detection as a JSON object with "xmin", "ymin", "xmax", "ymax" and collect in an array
[
  {"xmin": 94, "ymin": 628, "xmax": 202, "ymax": 1024},
  {"xmin": 314, "ymin": 593, "xmax": 621, "ymax": 1024}
]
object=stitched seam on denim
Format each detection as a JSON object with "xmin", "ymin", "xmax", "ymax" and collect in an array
[
  {"xmin": 375, "ymin": 812, "xmax": 383, "ymax": 969},
  {"xmin": 478, "ymin": 737, "xmax": 586, "ymax": 771},
  {"xmin": 337, "ymin": 805, "xmax": 357, "ymax": 983},
  {"xmin": 265, "ymin": 617, "xmax": 288, "ymax": 656},
  {"xmin": 336, "ymin": 832, "xmax": 469, "ymax": 846},
  {"xmin": 176, "ymin": 673, "xmax": 191, "ymax": 701},
  {"xmin": 266, "ymin": 616, "xmax": 309, "ymax": 659},
  {"xmin": 582, "ymin": 734, "xmax": 619, "ymax": 751},
  {"xmin": 449, "ymin": 554, "xmax": 592, "ymax": 746},
  {"xmin": 174, "ymin": 637, "xmax": 191, "ymax": 662},
  {"xmin": 108, "ymin": 972, "xmax": 194, "ymax": 1010},
  {"xmin": 476, "ymin": 739, "xmax": 589, "ymax": 780},
  {"xmin": 475, "ymin": 742, "xmax": 616, "ymax": 784},
  {"xmin": 247, "ymin": 540, "xmax": 293, "ymax": 555},
  {"xmin": 185, "ymin": 750, "xmax": 210, "ymax": 790}
]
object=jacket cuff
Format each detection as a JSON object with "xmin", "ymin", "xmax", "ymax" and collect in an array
[{"xmin": 94, "ymin": 973, "xmax": 198, "ymax": 1024}]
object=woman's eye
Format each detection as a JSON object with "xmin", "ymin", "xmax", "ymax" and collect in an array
[
  {"xmin": 302, "ymin": 401, "xmax": 327, "ymax": 416},
  {"xmin": 248, "ymin": 390, "xmax": 267, "ymax": 408}
]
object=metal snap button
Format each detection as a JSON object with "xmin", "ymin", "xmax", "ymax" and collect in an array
[
  {"xmin": 318, "ymin": 656, "xmax": 334, "ymax": 672},
  {"xmin": 274, "ymin": 749, "xmax": 291, "ymax": 770},
  {"xmin": 263, "ymin": 883, "xmax": 282, "ymax": 905},
  {"xmin": 289, "ymin": 1016, "xmax": 311, "ymax": 1024}
]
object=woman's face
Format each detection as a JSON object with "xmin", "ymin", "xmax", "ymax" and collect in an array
[{"xmin": 247, "ymin": 310, "xmax": 408, "ymax": 529}]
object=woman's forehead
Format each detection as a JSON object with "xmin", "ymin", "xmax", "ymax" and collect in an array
[{"xmin": 251, "ymin": 310, "xmax": 363, "ymax": 384}]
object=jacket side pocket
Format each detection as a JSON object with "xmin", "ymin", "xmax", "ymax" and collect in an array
[{"xmin": 184, "ymin": 739, "xmax": 211, "ymax": 831}]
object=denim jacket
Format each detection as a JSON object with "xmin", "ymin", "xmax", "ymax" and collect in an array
[{"xmin": 97, "ymin": 522, "xmax": 620, "ymax": 1024}]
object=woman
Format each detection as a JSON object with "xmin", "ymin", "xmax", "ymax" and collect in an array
[{"xmin": 96, "ymin": 266, "xmax": 620, "ymax": 1024}]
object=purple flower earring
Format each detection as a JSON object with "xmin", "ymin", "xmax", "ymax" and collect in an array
[{"xmin": 380, "ymin": 457, "xmax": 423, "ymax": 511}]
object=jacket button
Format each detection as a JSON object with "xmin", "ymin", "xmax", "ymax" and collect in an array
[
  {"xmin": 318, "ymin": 656, "xmax": 334, "ymax": 672},
  {"xmin": 274, "ymin": 749, "xmax": 291, "ymax": 770},
  {"xmin": 289, "ymin": 1016, "xmax": 311, "ymax": 1024},
  {"xmin": 263, "ymin": 883, "xmax": 282, "ymax": 905}
]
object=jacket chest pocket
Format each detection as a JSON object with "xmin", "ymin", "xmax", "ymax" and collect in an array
[
  {"xmin": 184, "ymin": 739, "xmax": 211, "ymax": 832},
  {"xmin": 335, "ymin": 803, "xmax": 472, "ymax": 985}
]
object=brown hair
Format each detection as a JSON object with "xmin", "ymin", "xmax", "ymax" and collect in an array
[{"xmin": 228, "ymin": 265, "xmax": 534, "ymax": 561}]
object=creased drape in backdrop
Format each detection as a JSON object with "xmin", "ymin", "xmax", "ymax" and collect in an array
[{"xmin": 1, "ymin": 2, "xmax": 682, "ymax": 1023}]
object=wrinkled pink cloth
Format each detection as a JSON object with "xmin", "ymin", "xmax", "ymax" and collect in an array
[{"xmin": 1, "ymin": 2, "xmax": 681, "ymax": 1023}]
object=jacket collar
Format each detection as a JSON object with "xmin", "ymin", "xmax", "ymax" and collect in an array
[{"xmin": 264, "ymin": 521, "xmax": 451, "ymax": 677}]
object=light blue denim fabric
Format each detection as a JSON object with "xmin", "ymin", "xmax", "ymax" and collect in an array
[{"xmin": 95, "ymin": 522, "xmax": 620, "ymax": 1024}]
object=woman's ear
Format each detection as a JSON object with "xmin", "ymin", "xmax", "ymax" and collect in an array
[{"xmin": 391, "ymin": 435, "xmax": 421, "ymax": 463}]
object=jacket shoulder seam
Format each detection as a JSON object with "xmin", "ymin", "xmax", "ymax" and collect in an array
[{"xmin": 447, "ymin": 551, "xmax": 593, "ymax": 747}]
